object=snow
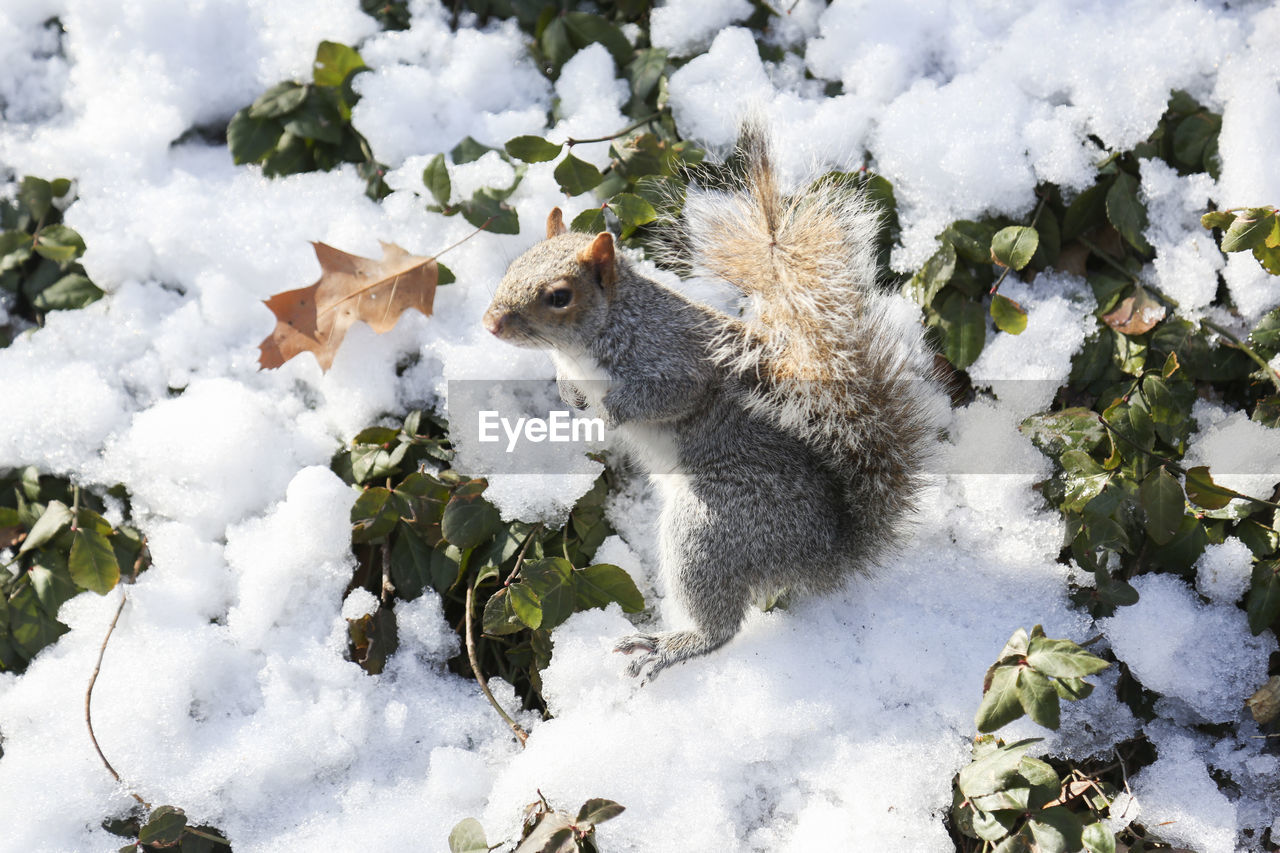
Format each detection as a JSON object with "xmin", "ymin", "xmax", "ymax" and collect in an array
[{"xmin": 0, "ymin": 0, "xmax": 1278, "ymax": 851}]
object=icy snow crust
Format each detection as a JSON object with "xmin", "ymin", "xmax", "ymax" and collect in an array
[{"xmin": 0, "ymin": 1, "xmax": 1278, "ymax": 851}]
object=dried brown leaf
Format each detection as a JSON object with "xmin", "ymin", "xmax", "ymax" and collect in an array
[
  {"xmin": 1102, "ymin": 289, "xmax": 1166, "ymax": 335},
  {"xmin": 259, "ymin": 241, "xmax": 437, "ymax": 371}
]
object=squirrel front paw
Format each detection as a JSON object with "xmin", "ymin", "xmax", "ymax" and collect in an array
[{"xmin": 557, "ymin": 378, "xmax": 588, "ymax": 410}]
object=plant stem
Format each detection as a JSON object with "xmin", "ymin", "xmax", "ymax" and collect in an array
[
  {"xmin": 990, "ymin": 193, "xmax": 1048, "ymax": 296},
  {"xmin": 185, "ymin": 827, "xmax": 231, "ymax": 845},
  {"xmin": 504, "ymin": 522, "xmax": 543, "ymax": 587},
  {"xmin": 566, "ymin": 113, "xmax": 661, "ymax": 148},
  {"xmin": 86, "ymin": 590, "xmax": 148, "ymax": 808},
  {"xmin": 465, "ymin": 583, "xmax": 528, "ymax": 746}
]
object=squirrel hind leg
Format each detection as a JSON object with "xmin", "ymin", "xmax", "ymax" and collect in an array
[{"xmin": 614, "ymin": 628, "xmax": 735, "ymax": 681}]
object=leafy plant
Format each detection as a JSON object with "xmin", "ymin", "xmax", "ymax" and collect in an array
[
  {"xmin": 104, "ymin": 805, "xmax": 232, "ymax": 852},
  {"xmin": 227, "ymin": 41, "xmax": 388, "ymax": 200},
  {"xmin": 975, "ymin": 626, "xmax": 1109, "ymax": 733},
  {"xmin": 0, "ymin": 175, "xmax": 104, "ymax": 345},
  {"xmin": 1201, "ymin": 205, "xmax": 1280, "ymax": 275},
  {"xmin": 450, "ymin": 793, "xmax": 624, "ymax": 853},
  {"xmin": 333, "ymin": 410, "xmax": 641, "ymax": 718},
  {"xmin": 0, "ymin": 468, "xmax": 146, "ymax": 673}
]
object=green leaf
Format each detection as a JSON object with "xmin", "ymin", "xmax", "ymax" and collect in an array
[
  {"xmin": 1017, "ymin": 755, "xmax": 1059, "ymax": 790},
  {"xmin": 138, "ymin": 806, "xmax": 187, "ymax": 847},
  {"xmin": 1019, "ymin": 408, "xmax": 1106, "ymax": 456},
  {"xmin": 312, "ymin": 41, "xmax": 366, "ymax": 88},
  {"xmin": 958, "ymin": 738, "xmax": 1042, "ymax": 799},
  {"xmin": 935, "ymin": 291, "xmax": 986, "ymax": 370},
  {"xmin": 436, "ymin": 262, "xmax": 455, "ymax": 285},
  {"xmin": 1082, "ymin": 821, "xmax": 1117, "ymax": 853},
  {"xmin": 448, "ymin": 818, "xmax": 488, "ymax": 853},
  {"xmin": 1027, "ymin": 806, "xmax": 1083, "ymax": 853},
  {"xmin": 1016, "ymin": 668, "xmax": 1060, "ymax": 729},
  {"xmin": 504, "ymin": 135, "xmax": 563, "ymax": 163},
  {"xmin": 1255, "ymin": 243, "xmax": 1280, "ymax": 276},
  {"xmin": 946, "ymin": 220, "xmax": 997, "ymax": 265},
  {"xmin": 1184, "ymin": 465, "xmax": 1234, "ymax": 510},
  {"xmin": 389, "ymin": 526, "xmax": 431, "ymax": 600},
  {"xmin": 450, "ymin": 136, "xmax": 492, "ymax": 165},
  {"xmin": 1172, "ymin": 112, "xmax": 1219, "ymax": 168},
  {"xmin": 351, "ymin": 487, "xmax": 401, "ymax": 543},
  {"xmin": 33, "ymin": 224, "xmax": 86, "ymax": 262},
  {"xmin": 521, "ymin": 558, "xmax": 577, "ymax": 630},
  {"xmin": 906, "ymin": 242, "xmax": 955, "ymax": 306},
  {"xmin": 576, "ymin": 798, "xmax": 625, "ymax": 828},
  {"xmin": 539, "ymin": 18, "xmax": 573, "ymax": 73},
  {"xmin": 1062, "ymin": 183, "xmax": 1108, "ymax": 240},
  {"xmin": 249, "ymin": 81, "xmax": 309, "ymax": 119},
  {"xmin": 1026, "ymin": 636, "xmax": 1109, "ymax": 679},
  {"xmin": 1200, "ymin": 210, "xmax": 1235, "ymax": 231},
  {"xmin": 1060, "ymin": 450, "xmax": 1110, "ymax": 512},
  {"xmin": 1221, "ymin": 207, "xmax": 1277, "ymax": 252},
  {"xmin": 18, "ymin": 176, "xmax": 53, "ymax": 223},
  {"xmin": 976, "ymin": 664, "xmax": 1024, "ymax": 733},
  {"xmin": 990, "ymin": 226, "xmax": 1039, "ymax": 271},
  {"xmin": 1105, "ymin": 173, "xmax": 1151, "ymax": 253},
  {"xmin": 1054, "ymin": 675, "xmax": 1094, "ymax": 702},
  {"xmin": 29, "ymin": 564, "xmax": 79, "ymax": 618},
  {"xmin": 227, "ymin": 109, "xmax": 282, "ymax": 165},
  {"xmin": 990, "ymin": 293, "xmax": 1028, "ymax": 335},
  {"xmin": 626, "ymin": 48, "xmax": 667, "ymax": 105},
  {"xmin": 610, "ymin": 192, "xmax": 657, "ymax": 236},
  {"xmin": 481, "ymin": 587, "xmax": 523, "ymax": 635},
  {"xmin": 1140, "ymin": 466, "xmax": 1184, "ymax": 545},
  {"xmin": 554, "ymin": 153, "xmax": 604, "ymax": 197},
  {"xmin": 442, "ymin": 483, "xmax": 500, "ymax": 549},
  {"xmin": 563, "ymin": 12, "xmax": 632, "ymax": 69},
  {"xmin": 31, "ymin": 273, "xmax": 104, "ymax": 311},
  {"xmin": 7, "ymin": 583, "xmax": 68, "ymax": 658},
  {"xmin": 508, "ymin": 581, "xmax": 543, "ymax": 630},
  {"xmin": 422, "ymin": 153, "xmax": 452, "ymax": 207},
  {"xmin": 569, "ymin": 207, "xmax": 605, "ymax": 235},
  {"xmin": 575, "ymin": 563, "xmax": 644, "ymax": 612},
  {"xmin": 350, "ymin": 440, "xmax": 408, "ymax": 484},
  {"xmin": 1246, "ymin": 560, "xmax": 1280, "ymax": 635},
  {"xmin": 69, "ymin": 527, "xmax": 121, "ymax": 595},
  {"xmin": 19, "ymin": 500, "xmax": 72, "ymax": 553},
  {"xmin": 460, "ymin": 188, "xmax": 520, "ymax": 235}
]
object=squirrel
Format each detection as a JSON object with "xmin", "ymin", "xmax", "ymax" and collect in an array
[{"xmin": 482, "ymin": 125, "xmax": 937, "ymax": 681}]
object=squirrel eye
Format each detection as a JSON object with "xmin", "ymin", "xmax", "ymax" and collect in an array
[{"xmin": 546, "ymin": 288, "xmax": 572, "ymax": 309}]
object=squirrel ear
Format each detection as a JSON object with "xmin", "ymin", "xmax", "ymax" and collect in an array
[
  {"xmin": 546, "ymin": 207, "xmax": 567, "ymax": 239},
  {"xmin": 577, "ymin": 232, "xmax": 616, "ymax": 294}
]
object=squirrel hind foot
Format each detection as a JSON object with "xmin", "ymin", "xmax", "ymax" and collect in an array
[{"xmin": 613, "ymin": 629, "xmax": 729, "ymax": 681}]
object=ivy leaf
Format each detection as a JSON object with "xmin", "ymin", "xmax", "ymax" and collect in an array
[
  {"xmin": 137, "ymin": 806, "xmax": 188, "ymax": 847},
  {"xmin": 33, "ymin": 224, "xmax": 86, "ymax": 263},
  {"xmin": 351, "ymin": 487, "xmax": 401, "ymax": 543},
  {"xmin": 1105, "ymin": 173, "xmax": 1151, "ymax": 253},
  {"xmin": 19, "ymin": 500, "xmax": 72, "ymax": 554},
  {"xmin": 1184, "ymin": 465, "xmax": 1235, "ymax": 510},
  {"xmin": 1062, "ymin": 183, "xmax": 1108, "ymax": 241},
  {"xmin": 958, "ymin": 738, "xmax": 1042, "ymax": 799},
  {"xmin": 312, "ymin": 41, "xmax": 366, "ymax": 88},
  {"xmin": 1016, "ymin": 668, "xmax": 1060, "ymax": 729},
  {"xmin": 69, "ymin": 527, "xmax": 120, "ymax": 595},
  {"xmin": 575, "ymin": 563, "xmax": 644, "ymax": 612},
  {"xmin": 906, "ymin": 242, "xmax": 956, "ymax": 306},
  {"xmin": 571, "ymin": 207, "xmax": 606, "ymax": 234},
  {"xmin": 18, "ymin": 177, "xmax": 53, "ymax": 222},
  {"xmin": 504, "ymin": 135, "xmax": 563, "ymax": 163},
  {"xmin": 576, "ymin": 798, "xmax": 625, "ymax": 829},
  {"xmin": 249, "ymin": 81, "xmax": 308, "ymax": 119},
  {"xmin": 450, "ymin": 136, "xmax": 493, "ymax": 165},
  {"xmin": 626, "ymin": 48, "xmax": 667, "ymax": 105},
  {"xmin": 460, "ymin": 188, "xmax": 520, "ymax": 235},
  {"xmin": 1027, "ymin": 806, "xmax": 1083, "ymax": 853},
  {"xmin": 554, "ymin": 153, "xmax": 604, "ymax": 197},
  {"xmin": 227, "ymin": 110, "xmax": 282, "ymax": 164},
  {"xmin": 976, "ymin": 664, "xmax": 1024, "ymax": 733},
  {"xmin": 1081, "ymin": 822, "xmax": 1117, "ymax": 853},
  {"xmin": 1221, "ymin": 207, "xmax": 1277, "ymax": 252},
  {"xmin": 563, "ymin": 12, "xmax": 632, "ymax": 69},
  {"xmin": 442, "ymin": 481, "xmax": 500, "ymax": 549},
  {"xmin": 1200, "ymin": 210, "xmax": 1235, "ymax": 231},
  {"xmin": 990, "ymin": 226, "xmax": 1039, "ymax": 271},
  {"xmin": 1255, "ymin": 243, "xmax": 1280, "ymax": 276},
  {"xmin": 422, "ymin": 154, "xmax": 451, "ymax": 207},
  {"xmin": 935, "ymin": 291, "xmax": 986, "ymax": 370},
  {"xmin": 521, "ymin": 558, "xmax": 577, "ymax": 630},
  {"xmin": 609, "ymin": 192, "xmax": 657, "ymax": 236},
  {"xmin": 508, "ymin": 581, "xmax": 543, "ymax": 630},
  {"xmin": 448, "ymin": 818, "xmax": 488, "ymax": 853},
  {"xmin": 946, "ymin": 220, "xmax": 997, "ymax": 265},
  {"xmin": 1246, "ymin": 560, "xmax": 1280, "ymax": 635},
  {"xmin": 990, "ymin": 293, "xmax": 1028, "ymax": 335},
  {"xmin": 1140, "ymin": 466, "xmax": 1185, "ymax": 545},
  {"xmin": 31, "ymin": 273, "xmax": 104, "ymax": 311},
  {"xmin": 1025, "ymin": 636, "xmax": 1109, "ymax": 679},
  {"xmin": 1060, "ymin": 450, "xmax": 1110, "ymax": 512},
  {"xmin": 482, "ymin": 588, "xmax": 523, "ymax": 635}
]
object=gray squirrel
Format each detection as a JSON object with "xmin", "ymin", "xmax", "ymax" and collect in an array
[{"xmin": 482, "ymin": 126, "xmax": 937, "ymax": 680}]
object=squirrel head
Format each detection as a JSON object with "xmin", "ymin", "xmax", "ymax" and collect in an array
[{"xmin": 483, "ymin": 208, "xmax": 617, "ymax": 352}]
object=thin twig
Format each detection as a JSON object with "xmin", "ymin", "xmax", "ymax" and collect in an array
[
  {"xmin": 566, "ymin": 113, "xmax": 661, "ymax": 148},
  {"xmin": 465, "ymin": 584, "xmax": 528, "ymax": 746},
  {"xmin": 86, "ymin": 591, "xmax": 148, "ymax": 808},
  {"xmin": 380, "ymin": 543, "xmax": 394, "ymax": 605},
  {"xmin": 504, "ymin": 522, "xmax": 543, "ymax": 587}
]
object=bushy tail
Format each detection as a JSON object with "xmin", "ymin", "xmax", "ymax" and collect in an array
[{"xmin": 682, "ymin": 125, "xmax": 939, "ymax": 567}]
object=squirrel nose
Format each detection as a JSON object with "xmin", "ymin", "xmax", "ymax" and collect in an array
[{"xmin": 483, "ymin": 309, "xmax": 506, "ymax": 337}]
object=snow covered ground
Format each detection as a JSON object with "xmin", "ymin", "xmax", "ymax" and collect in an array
[{"xmin": 1, "ymin": 0, "xmax": 1278, "ymax": 851}]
